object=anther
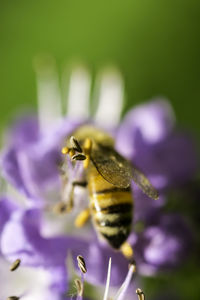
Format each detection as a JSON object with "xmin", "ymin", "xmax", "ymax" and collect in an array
[
  {"xmin": 10, "ymin": 259, "xmax": 21, "ymax": 272},
  {"xmin": 77, "ymin": 255, "xmax": 87, "ymax": 274},
  {"xmin": 74, "ymin": 278, "xmax": 84, "ymax": 296},
  {"xmin": 128, "ymin": 261, "xmax": 136, "ymax": 273},
  {"xmin": 7, "ymin": 297, "xmax": 20, "ymax": 300},
  {"xmin": 136, "ymin": 288, "xmax": 145, "ymax": 300},
  {"xmin": 70, "ymin": 136, "xmax": 83, "ymax": 153},
  {"xmin": 72, "ymin": 153, "xmax": 86, "ymax": 161}
]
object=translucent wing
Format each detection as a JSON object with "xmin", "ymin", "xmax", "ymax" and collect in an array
[
  {"xmin": 131, "ymin": 164, "xmax": 159, "ymax": 200},
  {"xmin": 91, "ymin": 145, "xmax": 159, "ymax": 200},
  {"xmin": 91, "ymin": 145, "xmax": 132, "ymax": 188}
]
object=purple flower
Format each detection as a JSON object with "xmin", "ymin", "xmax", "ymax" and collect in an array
[
  {"xmin": 0, "ymin": 64, "xmax": 197, "ymax": 298},
  {"xmin": 1, "ymin": 100, "xmax": 196, "ymax": 285}
]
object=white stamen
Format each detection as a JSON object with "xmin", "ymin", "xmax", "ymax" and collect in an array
[
  {"xmin": 94, "ymin": 69, "xmax": 124, "ymax": 128},
  {"xmin": 66, "ymin": 67, "xmax": 91, "ymax": 119},
  {"xmin": 103, "ymin": 258, "xmax": 112, "ymax": 300},
  {"xmin": 114, "ymin": 264, "xmax": 134, "ymax": 300},
  {"xmin": 34, "ymin": 55, "xmax": 62, "ymax": 135}
]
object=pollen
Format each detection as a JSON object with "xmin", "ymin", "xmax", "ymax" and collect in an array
[
  {"xmin": 75, "ymin": 208, "xmax": 90, "ymax": 227},
  {"xmin": 68, "ymin": 149, "xmax": 75, "ymax": 158},
  {"xmin": 61, "ymin": 146, "xmax": 69, "ymax": 155},
  {"xmin": 120, "ymin": 242, "xmax": 134, "ymax": 260},
  {"xmin": 83, "ymin": 138, "xmax": 92, "ymax": 168},
  {"xmin": 84, "ymin": 138, "xmax": 92, "ymax": 153}
]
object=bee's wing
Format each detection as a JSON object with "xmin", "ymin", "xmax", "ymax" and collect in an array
[
  {"xmin": 131, "ymin": 164, "xmax": 159, "ymax": 200},
  {"xmin": 91, "ymin": 145, "xmax": 159, "ymax": 200},
  {"xmin": 91, "ymin": 146, "xmax": 132, "ymax": 188}
]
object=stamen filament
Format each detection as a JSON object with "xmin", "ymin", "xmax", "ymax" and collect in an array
[
  {"xmin": 114, "ymin": 264, "xmax": 135, "ymax": 300},
  {"xmin": 66, "ymin": 67, "xmax": 91, "ymax": 119},
  {"xmin": 94, "ymin": 69, "xmax": 124, "ymax": 128},
  {"xmin": 103, "ymin": 258, "xmax": 112, "ymax": 300}
]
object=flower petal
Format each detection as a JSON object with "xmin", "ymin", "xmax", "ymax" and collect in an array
[
  {"xmin": 116, "ymin": 99, "xmax": 175, "ymax": 158},
  {"xmin": 135, "ymin": 214, "xmax": 193, "ymax": 275},
  {"xmin": 1, "ymin": 116, "xmax": 81, "ymax": 201}
]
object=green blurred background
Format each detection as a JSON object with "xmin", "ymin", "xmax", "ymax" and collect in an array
[
  {"xmin": 0, "ymin": 1, "xmax": 200, "ymax": 299},
  {"xmin": 0, "ymin": 0, "xmax": 200, "ymax": 133}
]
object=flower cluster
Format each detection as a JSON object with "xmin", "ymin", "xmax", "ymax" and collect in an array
[{"xmin": 0, "ymin": 64, "xmax": 197, "ymax": 299}]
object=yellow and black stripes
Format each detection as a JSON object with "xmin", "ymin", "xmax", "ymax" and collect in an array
[{"xmin": 88, "ymin": 167, "xmax": 133, "ymax": 249}]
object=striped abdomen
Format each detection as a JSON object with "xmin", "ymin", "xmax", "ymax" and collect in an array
[{"xmin": 88, "ymin": 166, "xmax": 133, "ymax": 249}]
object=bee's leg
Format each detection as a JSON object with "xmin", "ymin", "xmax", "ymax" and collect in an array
[
  {"xmin": 75, "ymin": 207, "xmax": 91, "ymax": 228},
  {"xmin": 53, "ymin": 184, "xmax": 74, "ymax": 214},
  {"xmin": 73, "ymin": 179, "xmax": 89, "ymax": 228},
  {"xmin": 53, "ymin": 160, "xmax": 70, "ymax": 213},
  {"xmin": 65, "ymin": 180, "xmax": 87, "ymax": 213},
  {"xmin": 54, "ymin": 175, "xmax": 87, "ymax": 214},
  {"xmin": 72, "ymin": 181, "xmax": 88, "ymax": 188},
  {"xmin": 120, "ymin": 242, "xmax": 136, "ymax": 272},
  {"xmin": 82, "ymin": 138, "xmax": 92, "ymax": 169}
]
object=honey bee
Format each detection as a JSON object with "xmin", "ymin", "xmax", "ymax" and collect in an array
[{"xmin": 60, "ymin": 125, "xmax": 158, "ymax": 260}]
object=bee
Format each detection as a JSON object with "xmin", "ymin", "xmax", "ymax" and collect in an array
[{"xmin": 60, "ymin": 125, "xmax": 158, "ymax": 261}]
